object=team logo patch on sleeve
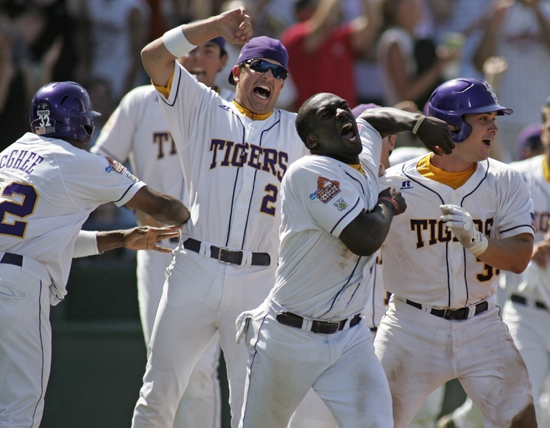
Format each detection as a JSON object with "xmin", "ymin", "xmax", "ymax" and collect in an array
[
  {"xmin": 310, "ymin": 177, "xmax": 341, "ymax": 203},
  {"xmin": 104, "ymin": 156, "xmax": 127, "ymax": 174},
  {"xmin": 334, "ymin": 198, "xmax": 348, "ymax": 211}
]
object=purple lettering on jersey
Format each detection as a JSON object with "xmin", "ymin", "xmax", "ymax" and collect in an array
[
  {"xmin": 210, "ymin": 139, "xmax": 226, "ymax": 169},
  {"xmin": 209, "ymin": 138, "xmax": 289, "ymax": 182},
  {"xmin": 247, "ymin": 144, "xmax": 262, "ymax": 169},
  {"xmin": 0, "ymin": 150, "xmax": 44, "ymax": 174},
  {"xmin": 231, "ymin": 143, "xmax": 248, "ymax": 167}
]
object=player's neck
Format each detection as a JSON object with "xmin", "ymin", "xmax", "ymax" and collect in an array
[{"xmin": 232, "ymin": 100, "xmax": 273, "ymax": 121}]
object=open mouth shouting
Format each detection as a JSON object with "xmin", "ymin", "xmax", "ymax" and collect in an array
[
  {"xmin": 254, "ymin": 84, "xmax": 272, "ymax": 100},
  {"xmin": 340, "ymin": 122, "xmax": 357, "ymax": 142},
  {"xmin": 190, "ymin": 68, "xmax": 207, "ymax": 80}
]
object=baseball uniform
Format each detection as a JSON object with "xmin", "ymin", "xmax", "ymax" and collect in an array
[
  {"xmin": 0, "ymin": 132, "xmax": 145, "ymax": 427},
  {"xmin": 501, "ymin": 154, "xmax": 550, "ymax": 425},
  {"xmin": 236, "ymin": 119, "xmax": 393, "ymax": 427},
  {"xmin": 92, "ymin": 83, "xmax": 233, "ymax": 428},
  {"xmin": 131, "ymin": 58, "xmax": 309, "ymax": 428},
  {"xmin": 375, "ymin": 154, "xmax": 536, "ymax": 427}
]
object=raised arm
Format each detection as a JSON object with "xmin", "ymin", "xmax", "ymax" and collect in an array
[
  {"xmin": 140, "ymin": 7, "xmax": 253, "ymax": 86},
  {"xmin": 358, "ymin": 107, "xmax": 455, "ymax": 155}
]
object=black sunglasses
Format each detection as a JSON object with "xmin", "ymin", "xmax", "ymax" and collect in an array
[{"xmin": 243, "ymin": 59, "xmax": 288, "ymax": 80}]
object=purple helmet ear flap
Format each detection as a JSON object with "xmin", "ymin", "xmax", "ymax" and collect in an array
[{"xmin": 427, "ymin": 104, "xmax": 472, "ymax": 143}]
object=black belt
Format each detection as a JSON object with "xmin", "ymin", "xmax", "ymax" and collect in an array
[
  {"xmin": 0, "ymin": 252, "xmax": 23, "ymax": 267},
  {"xmin": 183, "ymin": 238, "xmax": 271, "ymax": 266},
  {"xmin": 276, "ymin": 312, "xmax": 362, "ymax": 334},
  {"xmin": 406, "ymin": 299, "xmax": 488, "ymax": 320},
  {"xmin": 511, "ymin": 294, "xmax": 548, "ymax": 311},
  {"xmin": 169, "ymin": 237, "xmax": 179, "ymax": 243}
]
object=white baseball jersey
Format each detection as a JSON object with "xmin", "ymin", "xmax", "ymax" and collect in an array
[
  {"xmin": 502, "ymin": 155, "xmax": 550, "ymax": 299},
  {"xmin": 379, "ymin": 155, "xmax": 535, "ymax": 307},
  {"xmin": 237, "ymin": 120, "xmax": 393, "ymax": 428},
  {"xmin": 374, "ymin": 155, "xmax": 536, "ymax": 426},
  {"xmin": 158, "ymin": 62, "xmax": 309, "ymax": 256},
  {"xmin": 270, "ymin": 119, "xmax": 381, "ymax": 319},
  {"xmin": 133, "ymin": 60, "xmax": 309, "ymax": 428},
  {"xmin": 0, "ymin": 133, "xmax": 144, "ymax": 302}
]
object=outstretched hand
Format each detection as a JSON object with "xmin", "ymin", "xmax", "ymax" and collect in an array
[
  {"xmin": 216, "ymin": 7, "xmax": 253, "ymax": 45},
  {"xmin": 123, "ymin": 225, "xmax": 181, "ymax": 253},
  {"xmin": 415, "ymin": 116, "xmax": 455, "ymax": 156}
]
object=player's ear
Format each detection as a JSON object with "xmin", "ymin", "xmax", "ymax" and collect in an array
[
  {"xmin": 232, "ymin": 65, "xmax": 241, "ymax": 84},
  {"xmin": 306, "ymin": 134, "xmax": 318, "ymax": 150}
]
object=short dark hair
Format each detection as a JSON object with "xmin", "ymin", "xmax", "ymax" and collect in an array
[{"xmin": 295, "ymin": 94, "xmax": 320, "ymax": 146}]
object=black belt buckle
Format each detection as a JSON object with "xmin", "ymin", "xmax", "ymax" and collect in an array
[
  {"xmin": 440, "ymin": 307, "xmax": 468, "ymax": 320},
  {"xmin": 215, "ymin": 247, "xmax": 243, "ymax": 265}
]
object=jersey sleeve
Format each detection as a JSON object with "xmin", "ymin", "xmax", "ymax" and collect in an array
[
  {"xmin": 284, "ymin": 159, "xmax": 366, "ymax": 238},
  {"xmin": 357, "ymin": 118, "xmax": 382, "ymax": 178},
  {"xmin": 495, "ymin": 168, "xmax": 535, "ymax": 239},
  {"xmin": 91, "ymin": 88, "xmax": 146, "ymax": 161},
  {"xmin": 155, "ymin": 62, "xmax": 221, "ymax": 151},
  {"xmin": 58, "ymin": 150, "xmax": 146, "ymax": 209}
]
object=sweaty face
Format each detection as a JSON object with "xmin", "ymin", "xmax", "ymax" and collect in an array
[
  {"xmin": 306, "ymin": 93, "xmax": 362, "ymax": 163},
  {"xmin": 232, "ymin": 58, "xmax": 286, "ymax": 114},
  {"xmin": 454, "ymin": 112, "xmax": 499, "ymax": 163},
  {"xmin": 178, "ymin": 42, "xmax": 227, "ymax": 88}
]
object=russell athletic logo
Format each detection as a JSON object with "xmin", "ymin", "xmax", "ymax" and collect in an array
[{"xmin": 310, "ymin": 176, "xmax": 341, "ymax": 203}]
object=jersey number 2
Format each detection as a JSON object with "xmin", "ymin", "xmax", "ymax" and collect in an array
[
  {"xmin": 0, "ymin": 183, "xmax": 39, "ymax": 238},
  {"xmin": 260, "ymin": 184, "xmax": 277, "ymax": 216}
]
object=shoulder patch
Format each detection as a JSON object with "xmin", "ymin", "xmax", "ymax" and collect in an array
[
  {"xmin": 312, "ymin": 176, "xmax": 341, "ymax": 203},
  {"xmin": 104, "ymin": 156, "xmax": 127, "ymax": 174}
]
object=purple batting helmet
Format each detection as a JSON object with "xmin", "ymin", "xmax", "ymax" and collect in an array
[
  {"xmin": 427, "ymin": 78, "xmax": 512, "ymax": 143},
  {"xmin": 30, "ymin": 81, "xmax": 101, "ymax": 145}
]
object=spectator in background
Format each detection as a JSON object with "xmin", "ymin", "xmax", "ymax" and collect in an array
[
  {"xmin": 517, "ymin": 123, "xmax": 544, "ymax": 161},
  {"xmin": 472, "ymin": 0, "xmax": 550, "ymax": 163},
  {"xmin": 281, "ymin": 0, "xmax": 381, "ymax": 111},
  {"xmin": 377, "ymin": 0, "xmax": 460, "ymax": 109},
  {"xmin": 0, "ymin": 5, "xmax": 62, "ymax": 150},
  {"xmin": 70, "ymin": 0, "xmax": 151, "ymax": 106}
]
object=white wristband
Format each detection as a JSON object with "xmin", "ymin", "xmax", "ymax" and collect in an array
[
  {"xmin": 412, "ymin": 115, "xmax": 425, "ymax": 135},
  {"xmin": 73, "ymin": 230, "xmax": 100, "ymax": 258},
  {"xmin": 162, "ymin": 25, "xmax": 195, "ymax": 58}
]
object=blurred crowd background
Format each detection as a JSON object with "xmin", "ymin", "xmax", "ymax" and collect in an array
[{"xmin": 2, "ymin": 0, "xmax": 549, "ymax": 164}]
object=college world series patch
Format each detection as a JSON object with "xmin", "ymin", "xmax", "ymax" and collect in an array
[{"xmin": 311, "ymin": 176, "xmax": 341, "ymax": 203}]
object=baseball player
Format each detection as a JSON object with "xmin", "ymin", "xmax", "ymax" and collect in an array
[
  {"xmin": 91, "ymin": 36, "xmax": 232, "ymax": 428},
  {"xmin": 0, "ymin": 81, "xmax": 188, "ymax": 428},
  {"xmin": 488, "ymin": 95, "xmax": 550, "ymax": 426},
  {"xmin": 236, "ymin": 92, "xmax": 453, "ymax": 427},
  {"xmin": 131, "ymin": 9, "xmax": 311, "ymax": 428},
  {"xmin": 374, "ymin": 77, "xmax": 537, "ymax": 427}
]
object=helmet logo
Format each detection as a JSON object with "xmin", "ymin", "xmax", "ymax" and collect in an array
[
  {"xmin": 35, "ymin": 102, "xmax": 55, "ymax": 135},
  {"xmin": 483, "ymin": 81, "xmax": 499, "ymax": 103}
]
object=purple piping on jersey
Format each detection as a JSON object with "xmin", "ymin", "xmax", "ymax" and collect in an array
[
  {"xmin": 241, "ymin": 313, "xmax": 269, "ymax": 425},
  {"xmin": 344, "ymin": 170, "xmax": 365, "ymax": 195},
  {"xmin": 30, "ymin": 280, "xmax": 45, "ymax": 427},
  {"xmin": 239, "ymin": 115, "xmax": 281, "ymax": 250},
  {"xmin": 330, "ymin": 197, "xmax": 361, "ymax": 235},
  {"xmin": 321, "ymin": 256, "xmax": 363, "ymax": 317}
]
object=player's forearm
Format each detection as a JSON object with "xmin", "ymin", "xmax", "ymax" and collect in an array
[
  {"xmin": 339, "ymin": 204, "xmax": 397, "ymax": 256},
  {"xmin": 477, "ymin": 234, "xmax": 534, "ymax": 274}
]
